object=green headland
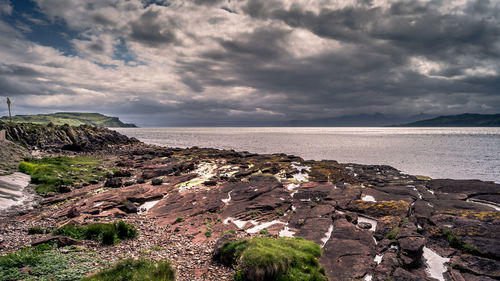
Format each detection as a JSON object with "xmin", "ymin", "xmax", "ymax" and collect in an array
[{"xmin": 0, "ymin": 112, "xmax": 137, "ymax": 128}]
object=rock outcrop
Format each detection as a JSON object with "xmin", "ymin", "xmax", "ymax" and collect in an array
[
  {"xmin": 1, "ymin": 127, "xmax": 499, "ymax": 281},
  {"xmin": 0, "ymin": 121, "xmax": 138, "ymax": 151}
]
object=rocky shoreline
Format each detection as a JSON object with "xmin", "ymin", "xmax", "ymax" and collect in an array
[{"xmin": 0, "ymin": 123, "xmax": 499, "ymax": 281}]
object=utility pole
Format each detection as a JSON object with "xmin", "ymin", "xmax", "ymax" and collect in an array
[{"xmin": 6, "ymin": 97, "xmax": 11, "ymax": 123}]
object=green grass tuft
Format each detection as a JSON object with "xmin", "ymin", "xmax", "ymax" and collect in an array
[
  {"xmin": 27, "ymin": 226, "xmax": 51, "ymax": 235},
  {"xmin": 219, "ymin": 237, "xmax": 327, "ymax": 281},
  {"xmin": 442, "ymin": 229, "xmax": 479, "ymax": 255},
  {"xmin": 259, "ymin": 229, "xmax": 270, "ymax": 235},
  {"xmin": 385, "ymin": 226, "xmax": 400, "ymax": 241},
  {"xmin": 19, "ymin": 156, "xmax": 106, "ymax": 194},
  {"xmin": 81, "ymin": 259, "xmax": 175, "ymax": 281},
  {"xmin": 53, "ymin": 221, "xmax": 137, "ymax": 245}
]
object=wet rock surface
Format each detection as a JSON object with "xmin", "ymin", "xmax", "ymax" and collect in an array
[{"xmin": 0, "ymin": 129, "xmax": 499, "ymax": 281}]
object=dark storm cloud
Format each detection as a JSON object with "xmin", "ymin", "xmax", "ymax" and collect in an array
[
  {"xmin": 128, "ymin": 9, "xmax": 177, "ymax": 47},
  {"xmin": 240, "ymin": 0, "xmax": 500, "ymax": 59},
  {"xmin": 164, "ymin": 0, "xmax": 500, "ymax": 119}
]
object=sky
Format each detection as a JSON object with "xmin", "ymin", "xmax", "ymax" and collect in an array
[{"xmin": 0, "ymin": 0, "xmax": 499, "ymax": 126}]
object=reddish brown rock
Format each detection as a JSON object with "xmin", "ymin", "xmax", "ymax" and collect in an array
[
  {"xmin": 320, "ymin": 217, "xmax": 376, "ymax": 281},
  {"xmin": 32, "ymin": 235, "xmax": 79, "ymax": 247}
]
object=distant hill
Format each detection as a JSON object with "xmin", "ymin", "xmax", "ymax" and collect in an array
[
  {"xmin": 269, "ymin": 113, "xmax": 435, "ymax": 127},
  {"xmin": 394, "ymin": 113, "xmax": 500, "ymax": 127},
  {"xmin": 0, "ymin": 112, "xmax": 137, "ymax": 127}
]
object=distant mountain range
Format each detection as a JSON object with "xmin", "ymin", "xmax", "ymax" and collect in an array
[
  {"xmin": 0, "ymin": 112, "xmax": 137, "ymax": 128},
  {"xmin": 393, "ymin": 113, "xmax": 500, "ymax": 127}
]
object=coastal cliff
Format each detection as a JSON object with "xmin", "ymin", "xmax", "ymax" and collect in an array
[{"xmin": 0, "ymin": 124, "xmax": 499, "ymax": 281}]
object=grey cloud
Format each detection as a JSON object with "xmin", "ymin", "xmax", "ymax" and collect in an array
[
  {"xmin": 192, "ymin": 0, "xmax": 227, "ymax": 7},
  {"xmin": 128, "ymin": 9, "xmax": 177, "ymax": 47},
  {"xmin": 91, "ymin": 12, "xmax": 117, "ymax": 26},
  {"xmin": 217, "ymin": 26, "xmax": 291, "ymax": 59},
  {"xmin": 0, "ymin": 0, "xmax": 12, "ymax": 15},
  {"xmin": 0, "ymin": 64, "xmax": 41, "ymax": 76},
  {"xmin": 87, "ymin": 40, "xmax": 106, "ymax": 53}
]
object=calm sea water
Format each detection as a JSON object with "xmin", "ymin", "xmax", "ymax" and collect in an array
[{"xmin": 115, "ymin": 127, "xmax": 500, "ymax": 183}]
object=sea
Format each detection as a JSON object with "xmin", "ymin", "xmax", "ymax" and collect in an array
[{"xmin": 115, "ymin": 127, "xmax": 500, "ymax": 183}]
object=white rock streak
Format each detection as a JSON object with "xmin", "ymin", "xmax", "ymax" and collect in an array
[
  {"xmin": 320, "ymin": 224, "xmax": 334, "ymax": 248},
  {"xmin": 222, "ymin": 191, "xmax": 232, "ymax": 204},
  {"xmin": 361, "ymin": 195, "xmax": 376, "ymax": 202},
  {"xmin": 279, "ymin": 224, "xmax": 296, "ymax": 237},
  {"xmin": 423, "ymin": 247, "xmax": 450, "ymax": 281}
]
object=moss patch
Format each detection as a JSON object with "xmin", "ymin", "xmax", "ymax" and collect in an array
[
  {"xmin": 18, "ymin": 156, "xmax": 106, "ymax": 194},
  {"xmin": 348, "ymin": 200, "xmax": 410, "ymax": 217},
  {"xmin": 438, "ymin": 210, "xmax": 500, "ymax": 222},
  {"xmin": 218, "ymin": 237, "xmax": 327, "ymax": 281},
  {"xmin": 81, "ymin": 258, "xmax": 175, "ymax": 281}
]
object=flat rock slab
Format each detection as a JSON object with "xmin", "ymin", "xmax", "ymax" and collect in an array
[
  {"xmin": 0, "ymin": 172, "xmax": 30, "ymax": 211},
  {"xmin": 321, "ymin": 218, "xmax": 376, "ymax": 280}
]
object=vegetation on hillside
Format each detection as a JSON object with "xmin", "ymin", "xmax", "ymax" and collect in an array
[
  {"xmin": 217, "ymin": 237, "xmax": 327, "ymax": 281},
  {"xmin": 18, "ymin": 156, "xmax": 106, "ymax": 194},
  {"xmin": 81, "ymin": 258, "xmax": 175, "ymax": 281},
  {"xmin": 0, "ymin": 243, "xmax": 103, "ymax": 281},
  {"xmin": 0, "ymin": 112, "xmax": 136, "ymax": 127},
  {"xmin": 53, "ymin": 221, "xmax": 137, "ymax": 245}
]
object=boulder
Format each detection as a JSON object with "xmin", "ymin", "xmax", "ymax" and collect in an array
[
  {"xmin": 119, "ymin": 202, "xmax": 138, "ymax": 214},
  {"xmin": 358, "ymin": 222, "xmax": 372, "ymax": 229},
  {"xmin": 66, "ymin": 207, "xmax": 79, "ymax": 218},
  {"xmin": 375, "ymin": 216, "xmax": 401, "ymax": 240},
  {"xmin": 57, "ymin": 185, "xmax": 72, "ymax": 193},
  {"xmin": 151, "ymin": 178, "xmax": 163, "ymax": 186},
  {"xmin": 113, "ymin": 169, "xmax": 132, "ymax": 178},
  {"xmin": 397, "ymin": 222, "xmax": 425, "ymax": 266},
  {"xmin": 32, "ymin": 235, "xmax": 79, "ymax": 247},
  {"xmin": 104, "ymin": 178, "xmax": 123, "ymax": 188}
]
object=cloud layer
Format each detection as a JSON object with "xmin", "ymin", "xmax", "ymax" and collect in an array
[{"xmin": 0, "ymin": 0, "xmax": 499, "ymax": 125}]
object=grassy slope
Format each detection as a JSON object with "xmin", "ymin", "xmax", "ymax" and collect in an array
[
  {"xmin": 0, "ymin": 243, "xmax": 104, "ymax": 281},
  {"xmin": 18, "ymin": 156, "xmax": 107, "ymax": 194},
  {"xmin": 0, "ymin": 112, "xmax": 136, "ymax": 127},
  {"xmin": 395, "ymin": 113, "xmax": 500, "ymax": 127}
]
